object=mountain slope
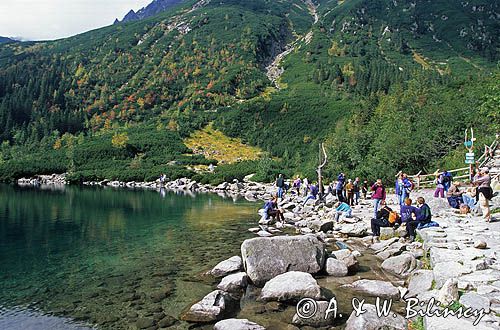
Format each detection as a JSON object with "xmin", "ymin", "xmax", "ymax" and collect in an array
[
  {"xmin": 0, "ymin": 0, "xmax": 498, "ymax": 183},
  {"xmin": 0, "ymin": 37, "xmax": 14, "ymax": 44}
]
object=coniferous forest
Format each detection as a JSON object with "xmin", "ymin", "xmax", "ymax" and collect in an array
[{"xmin": 0, "ymin": 0, "xmax": 498, "ymax": 183}]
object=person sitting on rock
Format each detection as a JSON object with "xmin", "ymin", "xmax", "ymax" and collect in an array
[
  {"xmin": 370, "ymin": 200, "xmax": 392, "ymax": 242},
  {"xmin": 446, "ymin": 182, "xmax": 464, "ymax": 209},
  {"xmin": 264, "ymin": 195, "xmax": 284, "ymax": 223},
  {"xmin": 406, "ymin": 197, "xmax": 432, "ymax": 242},
  {"xmin": 400, "ymin": 198, "xmax": 418, "ymax": 224},
  {"xmin": 333, "ymin": 201, "xmax": 352, "ymax": 222},
  {"xmin": 462, "ymin": 187, "xmax": 477, "ymax": 211}
]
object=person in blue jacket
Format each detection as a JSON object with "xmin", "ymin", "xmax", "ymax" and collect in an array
[
  {"xmin": 336, "ymin": 173, "xmax": 345, "ymax": 202},
  {"xmin": 395, "ymin": 173, "xmax": 412, "ymax": 206},
  {"xmin": 406, "ymin": 197, "xmax": 432, "ymax": 242},
  {"xmin": 333, "ymin": 201, "xmax": 352, "ymax": 221}
]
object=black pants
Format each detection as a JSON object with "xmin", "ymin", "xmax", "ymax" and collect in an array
[
  {"xmin": 406, "ymin": 220, "xmax": 421, "ymax": 238},
  {"xmin": 371, "ymin": 218, "xmax": 389, "ymax": 236},
  {"xmin": 268, "ymin": 210, "xmax": 284, "ymax": 222},
  {"xmin": 336, "ymin": 189, "xmax": 344, "ymax": 202}
]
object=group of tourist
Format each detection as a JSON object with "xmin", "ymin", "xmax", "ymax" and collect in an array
[{"xmin": 263, "ymin": 164, "xmax": 494, "ymax": 237}]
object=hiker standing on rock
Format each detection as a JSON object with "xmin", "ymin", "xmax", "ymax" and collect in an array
[
  {"xmin": 302, "ymin": 177, "xmax": 309, "ymax": 196},
  {"xmin": 353, "ymin": 177, "xmax": 361, "ymax": 205},
  {"xmin": 473, "ymin": 167, "xmax": 492, "ymax": 222},
  {"xmin": 293, "ymin": 176, "xmax": 302, "ymax": 196},
  {"xmin": 362, "ymin": 180, "xmax": 368, "ymax": 199},
  {"xmin": 345, "ymin": 179, "xmax": 354, "ymax": 206},
  {"xmin": 396, "ymin": 173, "xmax": 412, "ymax": 206},
  {"xmin": 276, "ymin": 174, "xmax": 285, "ymax": 199},
  {"xmin": 370, "ymin": 179, "xmax": 386, "ymax": 219},
  {"xmin": 433, "ymin": 172, "xmax": 445, "ymax": 198},
  {"xmin": 336, "ymin": 173, "xmax": 345, "ymax": 202}
]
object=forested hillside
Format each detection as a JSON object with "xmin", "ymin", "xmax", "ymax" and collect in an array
[{"xmin": 0, "ymin": 0, "xmax": 498, "ymax": 183}]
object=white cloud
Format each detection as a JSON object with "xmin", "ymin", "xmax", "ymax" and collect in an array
[{"xmin": 0, "ymin": 0, "xmax": 152, "ymax": 40}]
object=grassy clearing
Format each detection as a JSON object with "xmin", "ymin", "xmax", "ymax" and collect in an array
[{"xmin": 184, "ymin": 123, "xmax": 263, "ymax": 165}]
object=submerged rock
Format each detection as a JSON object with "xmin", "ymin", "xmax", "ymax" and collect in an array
[
  {"xmin": 214, "ymin": 318, "xmax": 265, "ymax": 330},
  {"xmin": 241, "ymin": 235, "xmax": 326, "ymax": 286},
  {"xmin": 260, "ymin": 271, "xmax": 322, "ymax": 301}
]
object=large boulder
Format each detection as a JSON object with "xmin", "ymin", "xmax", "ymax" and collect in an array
[
  {"xmin": 292, "ymin": 300, "xmax": 337, "ymax": 327},
  {"xmin": 459, "ymin": 292, "xmax": 491, "ymax": 313},
  {"xmin": 345, "ymin": 304, "xmax": 407, "ymax": 330},
  {"xmin": 381, "ymin": 253, "xmax": 417, "ymax": 277},
  {"xmin": 346, "ymin": 280, "xmax": 400, "ymax": 299},
  {"xmin": 181, "ymin": 290, "xmax": 234, "ymax": 323},
  {"xmin": 241, "ymin": 235, "xmax": 326, "ymax": 286},
  {"xmin": 325, "ymin": 258, "xmax": 348, "ymax": 277},
  {"xmin": 260, "ymin": 271, "xmax": 322, "ymax": 302},
  {"xmin": 209, "ymin": 256, "xmax": 243, "ymax": 278},
  {"xmin": 214, "ymin": 319, "xmax": 265, "ymax": 330}
]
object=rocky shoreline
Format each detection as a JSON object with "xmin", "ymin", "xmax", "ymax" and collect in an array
[{"xmin": 15, "ymin": 174, "xmax": 500, "ymax": 329}]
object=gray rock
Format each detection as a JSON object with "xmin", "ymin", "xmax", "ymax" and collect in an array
[
  {"xmin": 210, "ymin": 256, "xmax": 243, "ymax": 277},
  {"xmin": 339, "ymin": 223, "xmax": 368, "ymax": 237},
  {"xmin": 381, "ymin": 253, "xmax": 417, "ymax": 277},
  {"xmin": 325, "ymin": 258, "xmax": 348, "ymax": 277},
  {"xmin": 347, "ymin": 279, "xmax": 400, "ymax": 299},
  {"xmin": 217, "ymin": 272, "xmax": 248, "ymax": 293},
  {"xmin": 181, "ymin": 290, "xmax": 233, "ymax": 323},
  {"xmin": 331, "ymin": 249, "xmax": 358, "ymax": 271},
  {"xmin": 459, "ymin": 292, "xmax": 491, "ymax": 313},
  {"xmin": 370, "ymin": 237, "xmax": 399, "ymax": 251},
  {"xmin": 407, "ymin": 270, "xmax": 434, "ymax": 297},
  {"xmin": 474, "ymin": 240, "xmax": 488, "ymax": 249},
  {"xmin": 214, "ymin": 318, "xmax": 265, "ymax": 330},
  {"xmin": 345, "ymin": 304, "xmax": 407, "ymax": 330},
  {"xmin": 437, "ymin": 278, "xmax": 459, "ymax": 305},
  {"xmin": 433, "ymin": 261, "xmax": 472, "ymax": 288},
  {"xmin": 292, "ymin": 300, "xmax": 336, "ymax": 327},
  {"xmin": 260, "ymin": 271, "xmax": 322, "ymax": 301},
  {"xmin": 308, "ymin": 220, "xmax": 334, "ymax": 233},
  {"xmin": 241, "ymin": 235, "xmax": 326, "ymax": 286},
  {"xmin": 424, "ymin": 315, "xmax": 492, "ymax": 330}
]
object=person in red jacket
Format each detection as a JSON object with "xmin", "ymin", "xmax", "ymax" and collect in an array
[{"xmin": 371, "ymin": 179, "xmax": 386, "ymax": 219}]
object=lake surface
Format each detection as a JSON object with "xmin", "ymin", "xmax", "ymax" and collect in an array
[{"xmin": 0, "ymin": 184, "xmax": 258, "ymax": 329}]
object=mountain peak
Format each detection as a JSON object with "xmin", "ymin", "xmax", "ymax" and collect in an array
[{"xmin": 115, "ymin": 0, "xmax": 184, "ymax": 24}]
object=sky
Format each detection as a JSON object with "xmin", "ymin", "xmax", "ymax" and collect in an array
[{"xmin": 0, "ymin": 0, "xmax": 152, "ymax": 41}]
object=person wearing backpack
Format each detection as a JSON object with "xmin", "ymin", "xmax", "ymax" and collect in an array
[{"xmin": 442, "ymin": 170, "xmax": 453, "ymax": 192}]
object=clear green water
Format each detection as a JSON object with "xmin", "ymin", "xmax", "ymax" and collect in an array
[{"xmin": 0, "ymin": 184, "xmax": 258, "ymax": 329}]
